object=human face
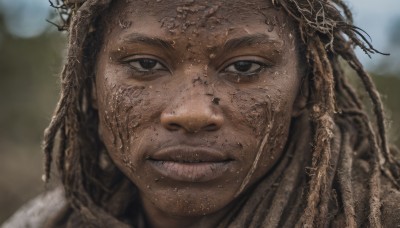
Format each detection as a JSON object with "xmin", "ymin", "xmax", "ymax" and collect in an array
[{"xmin": 95, "ymin": 0, "xmax": 301, "ymax": 224}]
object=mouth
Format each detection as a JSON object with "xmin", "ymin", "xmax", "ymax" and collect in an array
[{"xmin": 147, "ymin": 146, "xmax": 234, "ymax": 182}]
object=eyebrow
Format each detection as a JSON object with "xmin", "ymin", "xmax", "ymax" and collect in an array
[
  {"xmin": 221, "ymin": 33, "xmax": 280, "ymax": 53},
  {"xmin": 121, "ymin": 33, "xmax": 279, "ymax": 53},
  {"xmin": 122, "ymin": 33, "xmax": 175, "ymax": 50}
]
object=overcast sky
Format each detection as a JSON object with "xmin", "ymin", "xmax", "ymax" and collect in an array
[
  {"xmin": 349, "ymin": 0, "xmax": 400, "ymax": 70},
  {"xmin": 0, "ymin": 0, "xmax": 399, "ymax": 70}
]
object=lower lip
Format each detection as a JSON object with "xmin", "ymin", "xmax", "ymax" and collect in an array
[{"xmin": 148, "ymin": 160, "xmax": 231, "ymax": 182}]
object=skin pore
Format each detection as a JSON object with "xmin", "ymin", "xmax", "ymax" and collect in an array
[{"xmin": 95, "ymin": 0, "xmax": 303, "ymax": 227}]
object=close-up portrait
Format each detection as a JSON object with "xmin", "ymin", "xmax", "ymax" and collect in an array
[{"xmin": 1, "ymin": 0, "xmax": 399, "ymax": 227}]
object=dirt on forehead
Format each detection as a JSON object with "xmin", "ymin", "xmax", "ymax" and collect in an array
[{"xmin": 107, "ymin": 0, "xmax": 281, "ymax": 34}]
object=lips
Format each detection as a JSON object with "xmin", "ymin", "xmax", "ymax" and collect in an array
[{"xmin": 147, "ymin": 146, "xmax": 233, "ymax": 182}]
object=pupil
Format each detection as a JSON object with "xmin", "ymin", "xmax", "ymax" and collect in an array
[
  {"xmin": 234, "ymin": 61, "xmax": 252, "ymax": 72},
  {"xmin": 139, "ymin": 59, "xmax": 157, "ymax": 69}
]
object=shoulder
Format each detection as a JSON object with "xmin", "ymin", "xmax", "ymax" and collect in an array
[{"xmin": 1, "ymin": 187, "xmax": 67, "ymax": 228}]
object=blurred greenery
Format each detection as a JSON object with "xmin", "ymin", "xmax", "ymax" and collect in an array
[
  {"xmin": 372, "ymin": 75, "xmax": 400, "ymax": 147},
  {"xmin": 0, "ymin": 8, "xmax": 399, "ymax": 225}
]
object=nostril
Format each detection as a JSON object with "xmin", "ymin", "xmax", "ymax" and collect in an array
[
  {"xmin": 167, "ymin": 123, "xmax": 181, "ymax": 131},
  {"xmin": 161, "ymin": 109, "xmax": 224, "ymax": 133},
  {"xmin": 204, "ymin": 124, "xmax": 218, "ymax": 131}
]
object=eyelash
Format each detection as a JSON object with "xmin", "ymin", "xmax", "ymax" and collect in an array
[
  {"xmin": 224, "ymin": 61, "xmax": 266, "ymax": 74},
  {"xmin": 220, "ymin": 58, "xmax": 272, "ymax": 83},
  {"xmin": 124, "ymin": 58, "xmax": 168, "ymax": 72}
]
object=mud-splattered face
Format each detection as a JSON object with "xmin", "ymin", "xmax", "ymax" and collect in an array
[{"xmin": 96, "ymin": 0, "xmax": 302, "ymax": 226}]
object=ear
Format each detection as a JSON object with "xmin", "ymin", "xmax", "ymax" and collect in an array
[
  {"xmin": 91, "ymin": 80, "xmax": 98, "ymax": 110},
  {"xmin": 292, "ymin": 73, "xmax": 309, "ymax": 117}
]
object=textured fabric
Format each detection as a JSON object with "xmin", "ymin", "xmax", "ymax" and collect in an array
[{"xmin": 1, "ymin": 187, "xmax": 66, "ymax": 228}]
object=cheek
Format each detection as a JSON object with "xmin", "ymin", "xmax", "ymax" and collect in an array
[
  {"xmin": 228, "ymin": 86, "xmax": 295, "ymax": 173},
  {"xmin": 259, "ymin": 111, "xmax": 291, "ymax": 167},
  {"xmin": 254, "ymin": 93, "xmax": 297, "ymax": 170},
  {"xmin": 224, "ymin": 68, "xmax": 299, "ymax": 138},
  {"xmin": 228, "ymin": 89, "xmax": 276, "ymax": 137},
  {"xmin": 97, "ymin": 83, "xmax": 150, "ymax": 172}
]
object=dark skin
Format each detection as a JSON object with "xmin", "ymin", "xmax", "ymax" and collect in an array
[{"xmin": 95, "ymin": 0, "xmax": 304, "ymax": 227}]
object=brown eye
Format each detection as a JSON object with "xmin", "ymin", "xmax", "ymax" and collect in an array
[
  {"xmin": 138, "ymin": 59, "xmax": 157, "ymax": 69},
  {"xmin": 233, "ymin": 61, "xmax": 253, "ymax": 72},
  {"xmin": 224, "ymin": 61, "xmax": 264, "ymax": 74},
  {"xmin": 128, "ymin": 58, "xmax": 167, "ymax": 72}
]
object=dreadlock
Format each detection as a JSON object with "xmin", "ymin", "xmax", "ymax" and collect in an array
[{"xmin": 45, "ymin": 0, "xmax": 400, "ymax": 227}]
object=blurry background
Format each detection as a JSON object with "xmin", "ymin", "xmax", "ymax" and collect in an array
[{"xmin": 0, "ymin": 0, "xmax": 399, "ymax": 223}]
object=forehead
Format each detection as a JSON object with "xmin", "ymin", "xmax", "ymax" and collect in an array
[
  {"xmin": 105, "ymin": 0, "xmax": 289, "ymax": 38},
  {"xmin": 112, "ymin": 0, "xmax": 276, "ymax": 18}
]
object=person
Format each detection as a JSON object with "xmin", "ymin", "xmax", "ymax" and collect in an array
[{"xmin": 3, "ymin": 0, "xmax": 400, "ymax": 227}]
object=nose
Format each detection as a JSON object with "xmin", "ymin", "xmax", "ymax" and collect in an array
[{"xmin": 161, "ymin": 95, "xmax": 224, "ymax": 133}]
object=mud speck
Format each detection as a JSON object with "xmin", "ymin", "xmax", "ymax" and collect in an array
[{"xmin": 212, "ymin": 97, "xmax": 220, "ymax": 105}]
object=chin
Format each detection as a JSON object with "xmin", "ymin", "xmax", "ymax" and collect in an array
[{"xmin": 139, "ymin": 183, "xmax": 238, "ymax": 217}]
